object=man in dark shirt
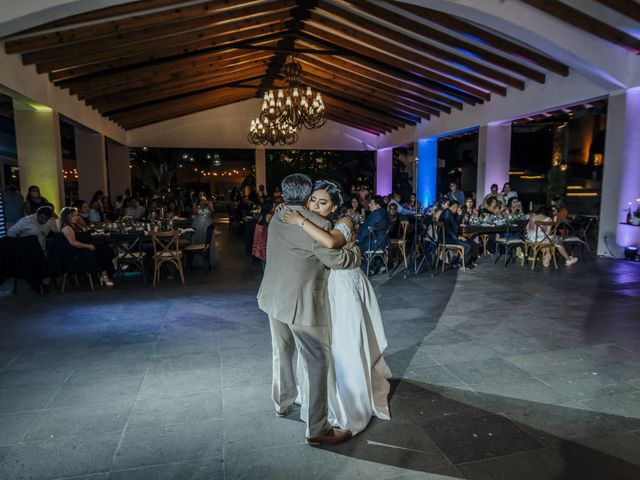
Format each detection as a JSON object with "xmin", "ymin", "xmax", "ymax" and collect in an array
[
  {"xmin": 439, "ymin": 200, "xmax": 476, "ymax": 267},
  {"xmin": 358, "ymin": 196, "xmax": 390, "ymax": 273}
]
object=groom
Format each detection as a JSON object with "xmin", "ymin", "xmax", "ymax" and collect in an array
[{"xmin": 257, "ymin": 174, "xmax": 361, "ymax": 445}]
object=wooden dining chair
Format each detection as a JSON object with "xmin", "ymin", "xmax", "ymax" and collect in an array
[
  {"xmin": 150, "ymin": 230, "xmax": 185, "ymax": 286},
  {"xmin": 435, "ymin": 221, "xmax": 466, "ymax": 272},
  {"xmin": 389, "ymin": 220, "xmax": 410, "ymax": 270},
  {"xmin": 525, "ymin": 220, "xmax": 560, "ymax": 270},
  {"xmin": 110, "ymin": 232, "xmax": 147, "ymax": 283}
]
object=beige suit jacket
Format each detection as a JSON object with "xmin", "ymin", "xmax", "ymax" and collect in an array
[{"xmin": 257, "ymin": 205, "xmax": 361, "ymax": 327}]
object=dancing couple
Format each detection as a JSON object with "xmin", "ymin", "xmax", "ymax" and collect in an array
[{"xmin": 257, "ymin": 173, "xmax": 391, "ymax": 445}]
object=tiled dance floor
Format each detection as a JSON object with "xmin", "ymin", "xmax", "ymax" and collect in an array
[{"xmin": 0, "ymin": 226, "xmax": 639, "ymax": 479}]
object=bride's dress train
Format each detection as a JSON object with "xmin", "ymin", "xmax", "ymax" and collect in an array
[{"xmin": 299, "ymin": 223, "xmax": 391, "ymax": 435}]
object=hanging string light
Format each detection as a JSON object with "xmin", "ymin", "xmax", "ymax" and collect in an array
[{"xmin": 248, "ymin": 57, "xmax": 325, "ymax": 146}]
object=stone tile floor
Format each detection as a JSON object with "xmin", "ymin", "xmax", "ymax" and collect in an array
[{"xmin": 0, "ymin": 225, "xmax": 639, "ymax": 479}]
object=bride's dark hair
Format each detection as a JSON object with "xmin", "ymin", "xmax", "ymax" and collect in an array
[{"xmin": 313, "ymin": 179, "xmax": 346, "ymax": 221}]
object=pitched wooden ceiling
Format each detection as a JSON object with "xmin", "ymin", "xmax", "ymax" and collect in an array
[{"xmin": 3, "ymin": 0, "xmax": 581, "ymax": 134}]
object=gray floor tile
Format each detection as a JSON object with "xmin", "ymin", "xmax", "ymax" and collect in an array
[
  {"xmin": 48, "ymin": 377, "xmax": 142, "ymax": 409},
  {"xmin": 108, "ymin": 458, "xmax": 224, "ymax": 480},
  {"xmin": 0, "ymin": 366, "xmax": 75, "ymax": 388},
  {"xmin": 443, "ymin": 358, "xmax": 531, "ymax": 386},
  {"xmin": 221, "ymin": 383, "xmax": 274, "ymax": 417},
  {"xmin": 138, "ymin": 368, "xmax": 221, "ymax": 398},
  {"xmin": 0, "ymin": 411, "xmax": 40, "ymax": 445},
  {"xmin": 24, "ymin": 402, "xmax": 132, "ymax": 441},
  {"xmin": 127, "ymin": 391, "xmax": 222, "ymax": 428},
  {"xmin": 147, "ymin": 352, "xmax": 220, "ymax": 374},
  {"xmin": 0, "ymin": 385, "xmax": 59, "ymax": 414},
  {"xmin": 221, "ymin": 361, "xmax": 271, "ymax": 389},
  {"xmin": 113, "ymin": 419, "xmax": 223, "ymax": 470},
  {"xmin": 0, "ymin": 432, "xmax": 120, "ymax": 480}
]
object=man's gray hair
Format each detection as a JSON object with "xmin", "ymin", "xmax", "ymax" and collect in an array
[{"xmin": 282, "ymin": 173, "xmax": 312, "ymax": 206}]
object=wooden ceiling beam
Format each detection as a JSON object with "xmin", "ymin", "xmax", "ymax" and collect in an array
[
  {"xmin": 299, "ymin": 77, "xmax": 421, "ymax": 125},
  {"xmin": 89, "ymin": 66, "xmax": 269, "ymax": 111},
  {"xmin": 345, "ymin": 0, "xmax": 548, "ymax": 83},
  {"xmin": 388, "ymin": 0, "xmax": 569, "ymax": 77},
  {"xmin": 593, "ymin": 0, "xmax": 640, "ymax": 23},
  {"xmin": 324, "ymin": 111, "xmax": 387, "ymax": 134},
  {"xmin": 294, "ymin": 39, "xmax": 463, "ymax": 109},
  {"xmin": 298, "ymin": 54, "xmax": 450, "ymax": 114},
  {"xmin": 111, "ymin": 87, "xmax": 257, "ymax": 125},
  {"xmin": 42, "ymin": 25, "xmax": 288, "ymax": 78},
  {"xmin": 316, "ymin": 1, "xmax": 525, "ymax": 90},
  {"xmin": 20, "ymin": 1, "xmax": 294, "ymax": 65},
  {"xmin": 30, "ymin": 11, "xmax": 292, "ymax": 73},
  {"xmin": 12, "ymin": 0, "xmax": 190, "ymax": 35},
  {"xmin": 300, "ymin": 65, "xmax": 440, "ymax": 118},
  {"xmin": 49, "ymin": 37, "xmax": 279, "ymax": 83},
  {"xmin": 322, "ymin": 96, "xmax": 406, "ymax": 129},
  {"xmin": 521, "ymin": 0, "xmax": 640, "ymax": 53},
  {"xmin": 69, "ymin": 51, "xmax": 273, "ymax": 97},
  {"xmin": 6, "ymin": 0, "xmax": 263, "ymax": 53},
  {"xmin": 299, "ymin": 27, "xmax": 482, "ymax": 105},
  {"xmin": 305, "ymin": 16, "xmax": 498, "ymax": 99}
]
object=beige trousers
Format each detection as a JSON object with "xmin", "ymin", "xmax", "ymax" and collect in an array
[{"xmin": 268, "ymin": 316, "xmax": 331, "ymax": 438}]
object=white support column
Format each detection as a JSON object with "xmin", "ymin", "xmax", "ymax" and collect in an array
[
  {"xmin": 75, "ymin": 127, "xmax": 107, "ymax": 202},
  {"xmin": 255, "ymin": 148, "xmax": 266, "ymax": 190},
  {"xmin": 106, "ymin": 139, "xmax": 131, "ymax": 200},
  {"xmin": 598, "ymin": 89, "xmax": 640, "ymax": 257},
  {"xmin": 13, "ymin": 100, "xmax": 64, "ymax": 211},
  {"xmin": 477, "ymin": 122, "xmax": 512, "ymax": 200},
  {"xmin": 375, "ymin": 147, "xmax": 393, "ymax": 196}
]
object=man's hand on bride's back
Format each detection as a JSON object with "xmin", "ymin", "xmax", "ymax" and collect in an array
[{"xmin": 282, "ymin": 208, "xmax": 304, "ymax": 225}]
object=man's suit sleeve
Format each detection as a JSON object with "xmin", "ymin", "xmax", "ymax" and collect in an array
[{"xmin": 313, "ymin": 241, "xmax": 361, "ymax": 270}]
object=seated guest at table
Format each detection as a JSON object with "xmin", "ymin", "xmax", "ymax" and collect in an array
[
  {"xmin": 148, "ymin": 198, "xmax": 162, "ymax": 219},
  {"xmin": 236, "ymin": 195, "xmax": 254, "ymax": 219},
  {"xmin": 502, "ymin": 183, "xmax": 518, "ymax": 203},
  {"xmin": 165, "ymin": 201, "xmax": 181, "ymax": 218},
  {"xmin": 89, "ymin": 191, "xmax": 105, "ymax": 223},
  {"xmin": 446, "ymin": 182, "xmax": 465, "ymax": 206},
  {"xmin": 526, "ymin": 208, "xmax": 577, "ymax": 267},
  {"xmin": 24, "ymin": 185, "xmax": 51, "ymax": 215},
  {"xmin": 59, "ymin": 207, "xmax": 114, "ymax": 286},
  {"xmin": 482, "ymin": 184, "xmax": 504, "ymax": 208},
  {"xmin": 272, "ymin": 186, "xmax": 283, "ymax": 202},
  {"xmin": 388, "ymin": 192, "xmax": 416, "ymax": 217},
  {"xmin": 257, "ymin": 184, "xmax": 268, "ymax": 200},
  {"xmin": 440, "ymin": 201, "xmax": 478, "ymax": 268},
  {"xmin": 102, "ymin": 196, "xmax": 115, "ymax": 222},
  {"xmin": 346, "ymin": 196, "xmax": 365, "ymax": 227},
  {"xmin": 124, "ymin": 198, "xmax": 146, "ymax": 219},
  {"xmin": 356, "ymin": 195, "xmax": 390, "ymax": 274},
  {"xmin": 73, "ymin": 200, "xmax": 92, "ymax": 229},
  {"xmin": 8, "ymin": 205, "xmax": 58, "ymax": 252},
  {"xmin": 114, "ymin": 195, "xmax": 124, "ymax": 213},
  {"xmin": 388, "ymin": 203, "xmax": 400, "ymax": 239},
  {"xmin": 507, "ymin": 197, "xmax": 523, "ymax": 215},
  {"xmin": 462, "ymin": 197, "xmax": 478, "ymax": 223},
  {"xmin": 2, "ymin": 184, "xmax": 25, "ymax": 229},
  {"xmin": 404, "ymin": 193, "xmax": 422, "ymax": 212},
  {"xmin": 483, "ymin": 196, "xmax": 504, "ymax": 215}
]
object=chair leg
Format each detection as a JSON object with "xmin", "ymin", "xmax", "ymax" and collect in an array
[
  {"xmin": 531, "ymin": 247, "xmax": 537, "ymax": 270},
  {"xmin": 74, "ymin": 274, "xmax": 79, "ymax": 286},
  {"xmin": 177, "ymin": 261, "xmax": 185, "ymax": 285},
  {"xmin": 62, "ymin": 273, "xmax": 67, "ymax": 293},
  {"xmin": 87, "ymin": 273, "xmax": 94, "ymax": 291},
  {"xmin": 461, "ymin": 251, "xmax": 466, "ymax": 271}
]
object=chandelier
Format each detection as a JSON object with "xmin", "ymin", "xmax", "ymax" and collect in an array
[{"xmin": 248, "ymin": 57, "xmax": 326, "ymax": 146}]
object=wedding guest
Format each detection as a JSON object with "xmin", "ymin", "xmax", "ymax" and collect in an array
[
  {"xmin": 101, "ymin": 196, "xmax": 115, "ymax": 222},
  {"xmin": 446, "ymin": 182, "xmax": 465, "ymax": 206},
  {"xmin": 252, "ymin": 199, "xmax": 274, "ymax": 263},
  {"xmin": 346, "ymin": 196, "xmax": 365, "ymax": 227},
  {"xmin": 439, "ymin": 200, "xmax": 477, "ymax": 268},
  {"xmin": 462, "ymin": 197, "xmax": 478, "ymax": 223},
  {"xmin": 59, "ymin": 207, "xmax": 114, "ymax": 286},
  {"xmin": 388, "ymin": 203, "xmax": 400, "ymax": 239},
  {"xmin": 192, "ymin": 193, "xmax": 219, "ymax": 268},
  {"xmin": 257, "ymin": 184, "xmax": 268, "ymax": 199},
  {"xmin": 124, "ymin": 198, "xmax": 146, "ymax": 219},
  {"xmin": 8, "ymin": 205, "xmax": 58, "ymax": 251},
  {"xmin": 483, "ymin": 196, "xmax": 503, "ymax": 215},
  {"xmin": 165, "ymin": 200, "xmax": 181, "ymax": 218},
  {"xmin": 388, "ymin": 192, "xmax": 416, "ymax": 217},
  {"xmin": 89, "ymin": 190, "xmax": 105, "ymax": 222},
  {"xmin": 2, "ymin": 184, "xmax": 25, "ymax": 229},
  {"xmin": 73, "ymin": 200, "xmax": 92, "ymax": 229},
  {"xmin": 404, "ymin": 193, "xmax": 422, "ymax": 212},
  {"xmin": 114, "ymin": 195, "xmax": 124, "ymax": 212},
  {"xmin": 482, "ymin": 184, "xmax": 504, "ymax": 207},
  {"xmin": 526, "ymin": 208, "xmax": 577, "ymax": 267},
  {"xmin": 502, "ymin": 182, "xmax": 518, "ymax": 202},
  {"xmin": 24, "ymin": 185, "xmax": 50, "ymax": 215},
  {"xmin": 507, "ymin": 197, "xmax": 522, "ymax": 215},
  {"xmin": 358, "ymin": 195, "xmax": 390, "ymax": 274}
]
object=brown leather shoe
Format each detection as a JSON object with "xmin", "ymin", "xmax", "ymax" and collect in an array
[{"xmin": 305, "ymin": 428, "xmax": 352, "ymax": 446}]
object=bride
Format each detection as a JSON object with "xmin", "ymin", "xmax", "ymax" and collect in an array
[{"xmin": 282, "ymin": 180, "xmax": 391, "ymax": 435}]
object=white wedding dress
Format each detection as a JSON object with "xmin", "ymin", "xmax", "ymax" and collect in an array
[{"xmin": 299, "ymin": 222, "xmax": 392, "ymax": 436}]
